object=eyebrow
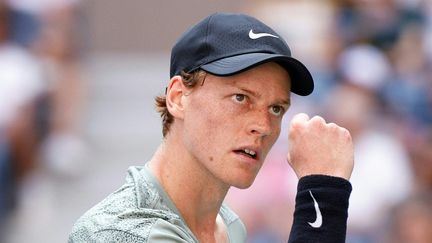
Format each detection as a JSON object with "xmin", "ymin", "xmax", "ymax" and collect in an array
[
  {"xmin": 276, "ymin": 98, "xmax": 291, "ymax": 107},
  {"xmin": 238, "ymin": 87, "xmax": 261, "ymax": 98},
  {"xmin": 238, "ymin": 87, "xmax": 291, "ymax": 106}
]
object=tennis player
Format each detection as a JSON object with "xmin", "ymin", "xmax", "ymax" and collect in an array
[{"xmin": 69, "ymin": 13, "xmax": 354, "ymax": 243}]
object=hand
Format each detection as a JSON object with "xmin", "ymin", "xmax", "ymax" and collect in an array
[{"xmin": 287, "ymin": 113, "xmax": 354, "ymax": 180}]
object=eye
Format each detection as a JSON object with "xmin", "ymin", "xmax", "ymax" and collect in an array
[
  {"xmin": 269, "ymin": 105, "xmax": 284, "ymax": 116},
  {"xmin": 232, "ymin": 94, "xmax": 247, "ymax": 103}
]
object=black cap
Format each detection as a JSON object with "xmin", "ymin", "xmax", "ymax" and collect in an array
[{"xmin": 170, "ymin": 13, "xmax": 314, "ymax": 96}]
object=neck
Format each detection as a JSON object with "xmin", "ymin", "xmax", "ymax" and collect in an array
[{"xmin": 148, "ymin": 134, "xmax": 229, "ymax": 241}]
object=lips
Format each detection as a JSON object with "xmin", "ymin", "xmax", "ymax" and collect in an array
[{"xmin": 233, "ymin": 147, "xmax": 260, "ymax": 160}]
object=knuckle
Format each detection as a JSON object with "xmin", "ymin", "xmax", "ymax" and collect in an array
[
  {"xmin": 312, "ymin": 115, "xmax": 326, "ymax": 123},
  {"xmin": 290, "ymin": 119, "xmax": 306, "ymax": 131},
  {"xmin": 340, "ymin": 127, "xmax": 352, "ymax": 139},
  {"xmin": 310, "ymin": 116, "xmax": 326, "ymax": 128},
  {"xmin": 327, "ymin": 122, "xmax": 339, "ymax": 129}
]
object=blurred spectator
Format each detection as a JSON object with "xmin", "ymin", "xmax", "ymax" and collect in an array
[
  {"xmin": 31, "ymin": 1, "xmax": 88, "ymax": 176},
  {"xmin": 381, "ymin": 22, "xmax": 432, "ymax": 130},
  {"xmin": 334, "ymin": 0, "xmax": 424, "ymax": 49},
  {"xmin": 0, "ymin": 0, "xmax": 44, "ymax": 230},
  {"xmin": 6, "ymin": 3, "xmax": 40, "ymax": 47},
  {"xmin": 1, "ymin": 0, "xmax": 87, "ymax": 239},
  {"xmin": 323, "ymin": 44, "xmax": 414, "ymax": 243},
  {"xmin": 406, "ymin": 130, "xmax": 432, "ymax": 192},
  {"xmin": 384, "ymin": 192, "xmax": 432, "ymax": 243}
]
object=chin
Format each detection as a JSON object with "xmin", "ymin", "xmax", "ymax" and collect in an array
[
  {"xmin": 229, "ymin": 164, "xmax": 265, "ymax": 189},
  {"xmin": 229, "ymin": 174, "xmax": 257, "ymax": 189},
  {"xmin": 232, "ymin": 182, "xmax": 254, "ymax": 190}
]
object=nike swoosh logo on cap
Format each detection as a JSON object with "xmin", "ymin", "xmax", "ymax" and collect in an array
[
  {"xmin": 248, "ymin": 29, "xmax": 279, "ymax": 39},
  {"xmin": 308, "ymin": 190, "xmax": 323, "ymax": 228}
]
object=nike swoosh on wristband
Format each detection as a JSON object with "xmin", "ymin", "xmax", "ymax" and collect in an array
[
  {"xmin": 308, "ymin": 190, "xmax": 323, "ymax": 228},
  {"xmin": 248, "ymin": 29, "xmax": 279, "ymax": 39}
]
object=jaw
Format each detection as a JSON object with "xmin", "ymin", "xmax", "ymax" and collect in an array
[
  {"xmin": 225, "ymin": 157, "xmax": 267, "ymax": 189},
  {"xmin": 225, "ymin": 142, "xmax": 277, "ymax": 189},
  {"xmin": 229, "ymin": 171, "xmax": 259, "ymax": 189}
]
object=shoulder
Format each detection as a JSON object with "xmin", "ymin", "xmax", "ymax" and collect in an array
[
  {"xmin": 68, "ymin": 207, "xmax": 158, "ymax": 242},
  {"xmin": 69, "ymin": 218, "xmax": 194, "ymax": 243},
  {"xmin": 69, "ymin": 166, "xmax": 194, "ymax": 242},
  {"xmin": 69, "ymin": 227, "xmax": 148, "ymax": 242}
]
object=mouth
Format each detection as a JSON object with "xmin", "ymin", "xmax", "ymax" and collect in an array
[{"xmin": 233, "ymin": 148, "xmax": 259, "ymax": 160}]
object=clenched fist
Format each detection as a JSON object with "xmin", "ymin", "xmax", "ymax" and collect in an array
[{"xmin": 287, "ymin": 113, "xmax": 354, "ymax": 180}]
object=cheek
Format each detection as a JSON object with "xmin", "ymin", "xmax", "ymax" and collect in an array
[
  {"xmin": 263, "ymin": 121, "xmax": 282, "ymax": 151},
  {"xmin": 183, "ymin": 100, "xmax": 232, "ymax": 160},
  {"xmin": 186, "ymin": 96, "xmax": 241, "ymax": 132},
  {"xmin": 273, "ymin": 121, "xmax": 282, "ymax": 138}
]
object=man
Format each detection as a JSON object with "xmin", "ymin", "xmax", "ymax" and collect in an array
[{"xmin": 69, "ymin": 13, "xmax": 354, "ymax": 242}]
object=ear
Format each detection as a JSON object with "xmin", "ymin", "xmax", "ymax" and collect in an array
[{"xmin": 166, "ymin": 75, "xmax": 186, "ymax": 120}]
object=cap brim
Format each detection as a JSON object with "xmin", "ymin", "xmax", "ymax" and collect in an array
[{"xmin": 200, "ymin": 53, "xmax": 314, "ymax": 96}]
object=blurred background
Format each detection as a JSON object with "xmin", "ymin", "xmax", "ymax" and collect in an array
[{"xmin": 0, "ymin": 0, "xmax": 431, "ymax": 242}]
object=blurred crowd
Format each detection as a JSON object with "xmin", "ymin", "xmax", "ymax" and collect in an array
[
  {"xmin": 0, "ymin": 0, "xmax": 87, "ymax": 237},
  {"xmin": 315, "ymin": 1, "xmax": 432, "ymax": 242},
  {"xmin": 0, "ymin": 0, "xmax": 431, "ymax": 242}
]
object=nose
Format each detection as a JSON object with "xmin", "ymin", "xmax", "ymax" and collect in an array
[{"xmin": 248, "ymin": 109, "xmax": 272, "ymax": 137}]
